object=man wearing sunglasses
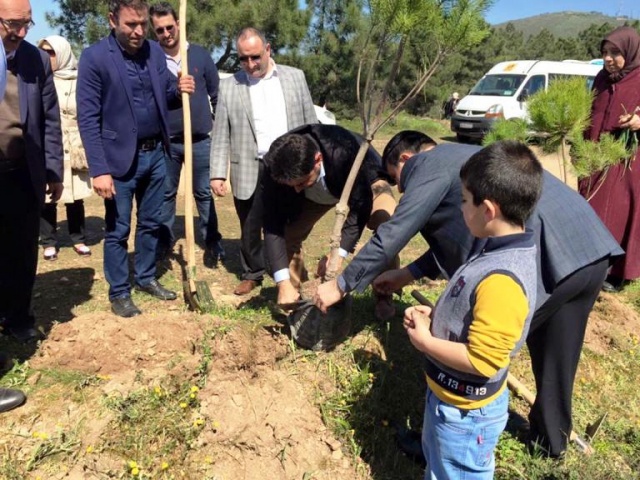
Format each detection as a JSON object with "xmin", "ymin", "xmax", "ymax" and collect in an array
[
  {"xmin": 0, "ymin": 0, "xmax": 64, "ymax": 342},
  {"xmin": 210, "ymin": 27, "xmax": 317, "ymax": 296},
  {"xmin": 77, "ymin": 0, "xmax": 195, "ymax": 318},
  {"xmin": 149, "ymin": 2, "xmax": 224, "ymax": 268}
]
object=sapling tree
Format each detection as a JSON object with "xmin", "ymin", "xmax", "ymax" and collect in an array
[
  {"xmin": 323, "ymin": 0, "xmax": 493, "ymax": 280},
  {"xmin": 526, "ymin": 76, "xmax": 593, "ymax": 183}
]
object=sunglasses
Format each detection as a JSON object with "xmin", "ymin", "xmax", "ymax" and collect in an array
[
  {"xmin": 238, "ymin": 54, "xmax": 262, "ymax": 63},
  {"xmin": 154, "ymin": 24, "xmax": 175, "ymax": 35}
]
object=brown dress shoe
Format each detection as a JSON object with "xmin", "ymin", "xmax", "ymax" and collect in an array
[{"xmin": 234, "ymin": 279, "xmax": 259, "ymax": 295}]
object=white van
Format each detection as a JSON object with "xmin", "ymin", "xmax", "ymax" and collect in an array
[{"xmin": 450, "ymin": 60, "xmax": 602, "ymax": 142}]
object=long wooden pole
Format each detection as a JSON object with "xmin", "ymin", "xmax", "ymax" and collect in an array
[{"xmin": 179, "ymin": 0, "xmax": 196, "ymax": 290}]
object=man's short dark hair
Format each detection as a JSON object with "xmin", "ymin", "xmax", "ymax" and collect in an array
[
  {"xmin": 110, "ymin": 0, "xmax": 149, "ymax": 18},
  {"xmin": 460, "ymin": 141, "xmax": 543, "ymax": 226},
  {"xmin": 264, "ymin": 134, "xmax": 319, "ymax": 183},
  {"xmin": 382, "ymin": 130, "xmax": 437, "ymax": 168},
  {"xmin": 149, "ymin": 1, "xmax": 177, "ymax": 21}
]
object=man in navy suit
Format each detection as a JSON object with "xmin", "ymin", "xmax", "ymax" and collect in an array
[
  {"xmin": 0, "ymin": 0, "xmax": 63, "ymax": 343},
  {"xmin": 77, "ymin": 0, "xmax": 195, "ymax": 318}
]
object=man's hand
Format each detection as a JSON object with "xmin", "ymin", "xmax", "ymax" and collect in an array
[
  {"xmin": 210, "ymin": 179, "xmax": 227, "ymax": 197},
  {"xmin": 619, "ymin": 112, "xmax": 640, "ymax": 131},
  {"xmin": 46, "ymin": 182, "xmax": 64, "ymax": 203},
  {"xmin": 177, "ymin": 73, "xmax": 196, "ymax": 95},
  {"xmin": 373, "ymin": 267, "xmax": 414, "ymax": 295},
  {"xmin": 277, "ymin": 280, "xmax": 301, "ymax": 307},
  {"xmin": 93, "ymin": 174, "xmax": 116, "ymax": 199},
  {"xmin": 316, "ymin": 254, "xmax": 343, "ymax": 280},
  {"xmin": 313, "ymin": 279, "xmax": 345, "ymax": 313},
  {"xmin": 403, "ymin": 305, "xmax": 432, "ymax": 353}
]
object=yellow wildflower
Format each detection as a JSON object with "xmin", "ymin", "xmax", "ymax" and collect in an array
[
  {"xmin": 86, "ymin": 445, "xmax": 94, "ymax": 454},
  {"xmin": 190, "ymin": 385, "xmax": 199, "ymax": 393},
  {"xmin": 161, "ymin": 461, "xmax": 169, "ymax": 470},
  {"xmin": 180, "ymin": 402, "xmax": 188, "ymax": 409},
  {"xmin": 128, "ymin": 460, "xmax": 138, "ymax": 469},
  {"xmin": 131, "ymin": 467, "xmax": 139, "ymax": 476}
]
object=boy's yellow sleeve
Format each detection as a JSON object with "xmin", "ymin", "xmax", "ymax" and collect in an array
[{"xmin": 466, "ymin": 274, "xmax": 529, "ymax": 377}]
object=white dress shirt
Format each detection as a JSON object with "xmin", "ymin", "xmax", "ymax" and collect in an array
[{"xmin": 248, "ymin": 62, "xmax": 288, "ymax": 157}]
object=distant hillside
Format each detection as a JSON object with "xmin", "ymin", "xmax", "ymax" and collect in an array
[{"xmin": 495, "ymin": 11, "xmax": 633, "ymax": 39}]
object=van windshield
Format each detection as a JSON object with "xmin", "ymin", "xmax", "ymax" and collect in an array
[{"xmin": 469, "ymin": 74, "xmax": 526, "ymax": 96}]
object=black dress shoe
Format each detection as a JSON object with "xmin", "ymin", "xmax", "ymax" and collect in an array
[
  {"xmin": 0, "ymin": 388, "xmax": 26, "ymax": 413},
  {"xmin": 135, "ymin": 279, "xmax": 177, "ymax": 300},
  {"xmin": 111, "ymin": 296, "xmax": 142, "ymax": 318},
  {"xmin": 5, "ymin": 327, "xmax": 41, "ymax": 343}
]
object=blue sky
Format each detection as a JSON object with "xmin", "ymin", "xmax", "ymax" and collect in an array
[{"xmin": 28, "ymin": 0, "xmax": 634, "ymax": 45}]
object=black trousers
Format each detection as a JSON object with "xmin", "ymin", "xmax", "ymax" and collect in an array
[
  {"xmin": 526, "ymin": 257, "xmax": 609, "ymax": 456},
  {"xmin": 0, "ymin": 167, "xmax": 40, "ymax": 330},
  {"xmin": 233, "ymin": 162, "xmax": 266, "ymax": 282},
  {"xmin": 40, "ymin": 199, "xmax": 86, "ymax": 247}
]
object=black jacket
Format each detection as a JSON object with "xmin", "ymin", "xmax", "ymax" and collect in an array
[{"xmin": 263, "ymin": 124, "xmax": 385, "ymax": 274}]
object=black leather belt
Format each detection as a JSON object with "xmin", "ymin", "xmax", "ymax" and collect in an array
[
  {"xmin": 137, "ymin": 137, "xmax": 162, "ymax": 151},
  {"xmin": 170, "ymin": 133, "xmax": 209, "ymax": 144}
]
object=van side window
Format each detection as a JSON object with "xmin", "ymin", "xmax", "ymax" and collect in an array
[
  {"xmin": 522, "ymin": 75, "xmax": 546, "ymax": 97},
  {"xmin": 549, "ymin": 73, "xmax": 593, "ymax": 90}
]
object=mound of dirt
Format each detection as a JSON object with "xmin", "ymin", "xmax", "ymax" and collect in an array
[
  {"xmin": 31, "ymin": 312, "xmax": 206, "ymax": 375},
  {"xmin": 583, "ymin": 293, "xmax": 640, "ymax": 355},
  {"xmin": 18, "ymin": 312, "xmax": 354, "ymax": 479}
]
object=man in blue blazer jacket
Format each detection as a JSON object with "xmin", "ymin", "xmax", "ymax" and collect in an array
[
  {"xmin": 0, "ymin": 0, "xmax": 63, "ymax": 344},
  {"xmin": 314, "ymin": 131, "xmax": 623, "ymax": 458},
  {"xmin": 77, "ymin": 0, "xmax": 194, "ymax": 318}
]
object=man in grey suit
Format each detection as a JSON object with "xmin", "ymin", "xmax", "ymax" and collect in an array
[
  {"xmin": 314, "ymin": 131, "xmax": 623, "ymax": 458},
  {"xmin": 210, "ymin": 27, "xmax": 317, "ymax": 296}
]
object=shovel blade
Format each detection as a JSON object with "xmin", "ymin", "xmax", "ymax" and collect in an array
[
  {"xmin": 195, "ymin": 281, "xmax": 215, "ymax": 310},
  {"xmin": 183, "ymin": 280, "xmax": 202, "ymax": 312}
]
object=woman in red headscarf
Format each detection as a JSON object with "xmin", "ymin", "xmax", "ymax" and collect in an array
[{"xmin": 579, "ymin": 26, "xmax": 640, "ymax": 292}]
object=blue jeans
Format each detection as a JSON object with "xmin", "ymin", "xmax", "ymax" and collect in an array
[
  {"xmin": 422, "ymin": 385, "xmax": 509, "ymax": 480},
  {"xmin": 159, "ymin": 137, "xmax": 221, "ymax": 250},
  {"xmin": 104, "ymin": 144, "xmax": 166, "ymax": 299}
]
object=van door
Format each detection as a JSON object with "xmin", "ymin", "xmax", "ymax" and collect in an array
[{"xmin": 517, "ymin": 74, "xmax": 546, "ymax": 119}]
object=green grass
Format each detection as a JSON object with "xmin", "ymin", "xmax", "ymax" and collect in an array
[{"xmin": 339, "ymin": 111, "xmax": 449, "ymax": 138}]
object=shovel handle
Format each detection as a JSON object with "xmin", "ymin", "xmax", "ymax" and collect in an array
[{"xmin": 411, "ymin": 290, "xmax": 434, "ymax": 308}]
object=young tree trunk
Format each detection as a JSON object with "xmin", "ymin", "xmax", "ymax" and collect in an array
[{"xmin": 323, "ymin": 140, "xmax": 371, "ymax": 280}]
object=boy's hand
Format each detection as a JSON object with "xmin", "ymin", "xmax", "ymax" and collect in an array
[{"xmin": 403, "ymin": 305, "xmax": 432, "ymax": 353}]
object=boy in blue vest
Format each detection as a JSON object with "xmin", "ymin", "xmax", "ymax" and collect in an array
[{"xmin": 403, "ymin": 141, "xmax": 543, "ymax": 479}]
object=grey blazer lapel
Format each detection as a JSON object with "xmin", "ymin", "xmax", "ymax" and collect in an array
[
  {"xmin": 278, "ymin": 68, "xmax": 296, "ymax": 128},
  {"xmin": 235, "ymin": 72, "xmax": 255, "ymax": 135}
]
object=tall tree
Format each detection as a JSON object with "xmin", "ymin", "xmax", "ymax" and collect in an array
[
  {"xmin": 46, "ymin": 0, "xmax": 311, "ymax": 70},
  {"xmin": 280, "ymin": 0, "xmax": 365, "ymax": 115}
]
